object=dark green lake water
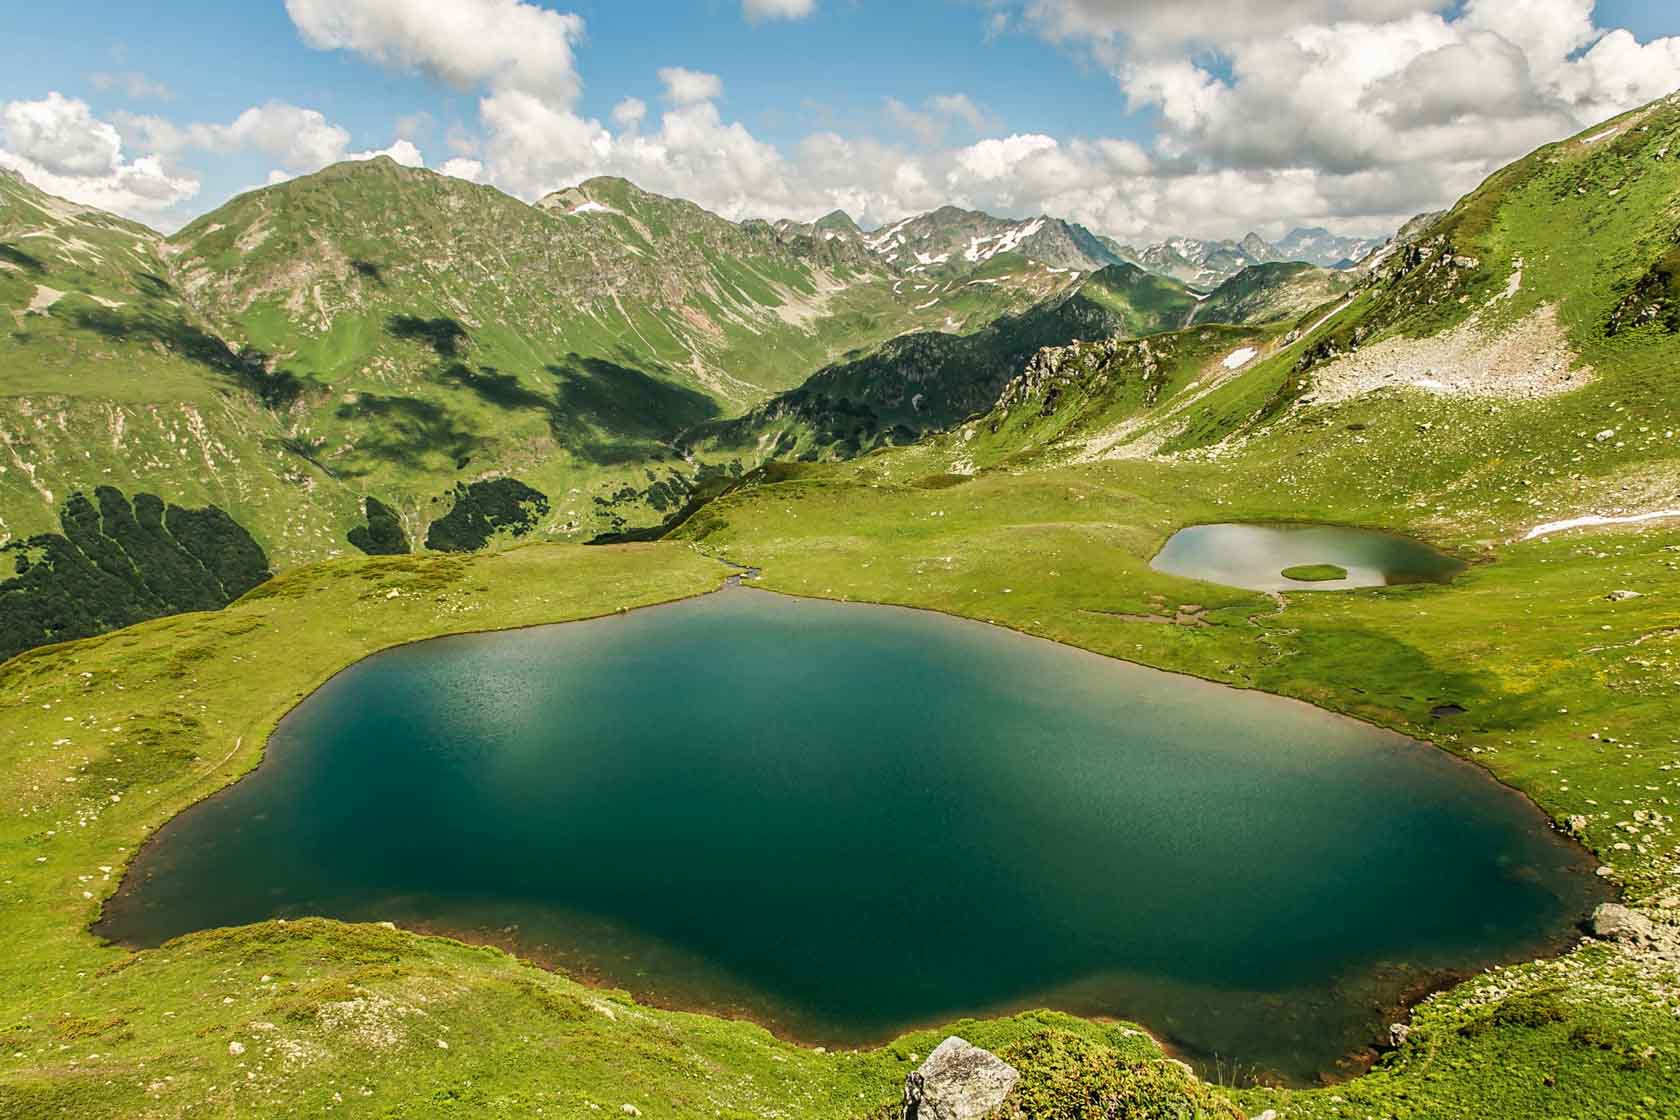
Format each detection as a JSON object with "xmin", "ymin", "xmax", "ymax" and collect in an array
[
  {"xmin": 98, "ymin": 588, "xmax": 1604, "ymax": 1082},
  {"xmin": 1152, "ymin": 523, "xmax": 1468, "ymax": 591}
]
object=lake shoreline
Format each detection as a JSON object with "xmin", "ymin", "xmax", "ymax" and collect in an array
[{"xmin": 92, "ymin": 556, "xmax": 1611, "ymax": 1091}]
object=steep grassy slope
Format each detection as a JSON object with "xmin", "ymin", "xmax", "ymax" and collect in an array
[
  {"xmin": 169, "ymin": 162, "xmax": 898, "ymax": 404},
  {"xmin": 1190, "ymin": 262, "xmax": 1355, "ymax": 327},
  {"xmin": 0, "ymin": 169, "xmax": 333, "ymax": 558},
  {"xmin": 939, "ymin": 92, "xmax": 1680, "ymax": 516}
]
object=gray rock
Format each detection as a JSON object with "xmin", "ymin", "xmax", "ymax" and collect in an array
[
  {"xmin": 904, "ymin": 1037, "xmax": 1019, "ymax": 1120},
  {"xmin": 1590, "ymin": 902, "xmax": 1680, "ymax": 962},
  {"xmin": 1591, "ymin": 903, "xmax": 1660, "ymax": 946},
  {"xmin": 1606, "ymin": 589, "xmax": 1643, "ymax": 601}
]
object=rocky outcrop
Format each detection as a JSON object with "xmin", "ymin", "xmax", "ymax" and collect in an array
[
  {"xmin": 1606, "ymin": 243, "xmax": 1679, "ymax": 336},
  {"xmin": 903, "ymin": 1037, "xmax": 1019, "ymax": 1120},
  {"xmin": 1590, "ymin": 903, "xmax": 1680, "ymax": 960},
  {"xmin": 994, "ymin": 336, "xmax": 1172, "ymax": 420}
]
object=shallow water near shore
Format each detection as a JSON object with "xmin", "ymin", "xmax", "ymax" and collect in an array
[
  {"xmin": 98, "ymin": 586, "xmax": 1605, "ymax": 1083},
  {"xmin": 1152, "ymin": 523, "xmax": 1468, "ymax": 591}
]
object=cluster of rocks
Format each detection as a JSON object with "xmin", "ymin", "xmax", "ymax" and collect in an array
[
  {"xmin": 1297, "ymin": 303, "xmax": 1589, "ymax": 407},
  {"xmin": 1591, "ymin": 902, "xmax": 1680, "ymax": 962}
]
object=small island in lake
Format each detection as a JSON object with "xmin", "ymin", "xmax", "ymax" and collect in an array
[{"xmin": 1281, "ymin": 564, "xmax": 1349, "ymax": 583}]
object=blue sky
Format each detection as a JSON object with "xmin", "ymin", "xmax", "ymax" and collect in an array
[
  {"xmin": 0, "ymin": 2, "xmax": 1157, "ymax": 193},
  {"xmin": 2, "ymin": 1, "xmax": 1678, "ymax": 240}
]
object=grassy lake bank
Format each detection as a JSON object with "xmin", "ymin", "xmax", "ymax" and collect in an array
[{"xmin": 2, "ymin": 502, "xmax": 1676, "ymax": 1117}]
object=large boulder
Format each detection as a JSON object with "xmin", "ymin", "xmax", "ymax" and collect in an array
[
  {"xmin": 1591, "ymin": 903, "xmax": 1680, "ymax": 961},
  {"xmin": 904, "ymin": 1037, "xmax": 1019, "ymax": 1120}
]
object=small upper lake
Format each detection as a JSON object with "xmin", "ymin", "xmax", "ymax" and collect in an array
[
  {"xmin": 1152, "ymin": 523, "xmax": 1468, "ymax": 591},
  {"xmin": 99, "ymin": 588, "xmax": 1602, "ymax": 1083}
]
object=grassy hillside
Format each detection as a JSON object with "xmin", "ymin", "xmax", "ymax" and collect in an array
[
  {"xmin": 2, "ymin": 160, "xmax": 1078, "ymax": 576},
  {"xmin": 0, "ymin": 169, "xmax": 314, "ymax": 553},
  {"xmin": 1190, "ymin": 262, "xmax": 1355, "ymax": 327}
]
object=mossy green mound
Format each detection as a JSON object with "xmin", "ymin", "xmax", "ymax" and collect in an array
[{"xmin": 1281, "ymin": 563, "xmax": 1348, "ymax": 583}]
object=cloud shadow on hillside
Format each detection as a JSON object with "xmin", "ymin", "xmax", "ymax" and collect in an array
[
  {"xmin": 332, "ymin": 393, "xmax": 484, "ymax": 474},
  {"xmin": 65, "ymin": 305, "xmax": 302, "ymax": 408},
  {"xmin": 0, "ymin": 243, "xmax": 45, "ymax": 274},
  {"xmin": 388, "ymin": 314, "xmax": 468, "ymax": 357},
  {"xmin": 546, "ymin": 353, "xmax": 721, "ymax": 465},
  {"xmin": 429, "ymin": 351, "xmax": 721, "ymax": 466}
]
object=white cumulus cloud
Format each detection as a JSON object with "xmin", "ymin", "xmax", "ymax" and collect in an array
[
  {"xmin": 284, "ymin": 0, "xmax": 584, "ymax": 102},
  {"xmin": 744, "ymin": 0, "xmax": 816, "ymax": 22},
  {"xmin": 1012, "ymin": 0, "xmax": 1680, "ymax": 237},
  {"xmin": 349, "ymin": 138, "xmax": 426, "ymax": 167},
  {"xmin": 612, "ymin": 97, "xmax": 648, "ymax": 132},
  {"xmin": 0, "ymin": 92, "xmax": 198, "ymax": 219},
  {"xmin": 440, "ymin": 157, "xmax": 484, "ymax": 182},
  {"xmin": 659, "ymin": 68, "xmax": 724, "ymax": 107}
]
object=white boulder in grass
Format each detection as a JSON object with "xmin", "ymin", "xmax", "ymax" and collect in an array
[{"xmin": 903, "ymin": 1036, "xmax": 1019, "ymax": 1120}]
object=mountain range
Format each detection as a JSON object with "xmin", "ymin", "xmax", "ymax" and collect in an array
[
  {"xmin": 5, "ymin": 89, "xmax": 1676, "ymax": 658},
  {"xmin": 0, "ymin": 154, "xmax": 1383, "ymax": 580},
  {"xmin": 792, "ymin": 203, "xmax": 1385, "ymax": 288}
]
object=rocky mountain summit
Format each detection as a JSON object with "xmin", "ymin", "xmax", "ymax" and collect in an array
[{"xmin": 861, "ymin": 206, "xmax": 1125, "ymax": 275}]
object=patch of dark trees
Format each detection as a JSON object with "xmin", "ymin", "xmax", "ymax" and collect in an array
[
  {"xmin": 582, "ymin": 461, "xmax": 753, "ymax": 545},
  {"xmin": 424, "ymin": 478, "xmax": 549, "ymax": 552},
  {"xmin": 0, "ymin": 486, "xmax": 271, "ymax": 663},
  {"xmin": 347, "ymin": 497, "xmax": 411, "ymax": 556}
]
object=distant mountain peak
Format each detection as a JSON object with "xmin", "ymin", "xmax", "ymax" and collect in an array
[
  {"xmin": 858, "ymin": 206, "xmax": 1124, "ymax": 275},
  {"xmin": 814, "ymin": 209, "xmax": 860, "ymax": 234},
  {"xmin": 1274, "ymin": 227, "xmax": 1384, "ymax": 269}
]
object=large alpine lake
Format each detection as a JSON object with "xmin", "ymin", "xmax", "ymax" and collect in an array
[{"xmin": 99, "ymin": 587, "xmax": 1606, "ymax": 1082}]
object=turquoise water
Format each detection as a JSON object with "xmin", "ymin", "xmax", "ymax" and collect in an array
[
  {"xmin": 1152, "ymin": 523, "xmax": 1468, "ymax": 591},
  {"xmin": 98, "ymin": 588, "xmax": 1603, "ymax": 1082}
]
